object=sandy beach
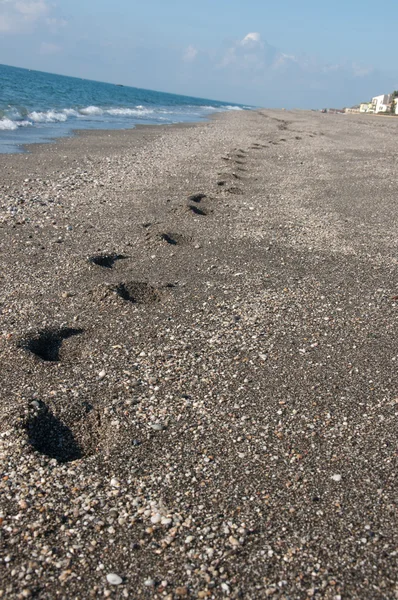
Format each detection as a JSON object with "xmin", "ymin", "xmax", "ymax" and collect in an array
[{"xmin": 0, "ymin": 109, "xmax": 397, "ymax": 599}]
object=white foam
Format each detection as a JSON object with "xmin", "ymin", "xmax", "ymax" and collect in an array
[
  {"xmin": 62, "ymin": 108, "xmax": 80, "ymax": 117},
  {"xmin": 106, "ymin": 107, "xmax": 154, "ymax": 116},
  {"xmin": 29, "ymin": 110, "xmax": 68, "ymax": 123},
  {"xmin": 0, "ymin": 118, "xmax": 18, "ymax": 131},
  {"xmin": 79, "ymin": 106, "xmax": 104, "ymax": 116},
  {"xmin": 225, "ymin": 105, "xmax": 243, "ymax": 111}
]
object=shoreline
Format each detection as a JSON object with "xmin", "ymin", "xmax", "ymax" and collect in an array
[
  {"xmin": 1, "ymin": 108, "xmax": 397, "ymax": 599},
  {"xmin": 0, "ymin": 105, "xmax": 239, "ymax": 157}
]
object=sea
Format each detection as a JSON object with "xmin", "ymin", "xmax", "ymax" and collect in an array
[{"xmin": 0, "ymin": 63, "xmax": 247, "ymax": 154}]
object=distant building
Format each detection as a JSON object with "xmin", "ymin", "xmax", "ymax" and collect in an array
[
  {"xmin": 345, "ymin": 106, "xmax": 360, "ymax": 114},
  {"xmin": 371, "ymin": 94, "xmax": 392, "ymax": 113},
  {"xmin": 359, "ymin": 102, "xmax": 373, "ymax": 113}
]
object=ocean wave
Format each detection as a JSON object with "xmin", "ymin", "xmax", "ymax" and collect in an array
[
  {"xmin": 106, "ymin": 107, "xmax": 154, "ymax": 116},
  {"xmin": 225, "ymin": 105, "xmax": 243, "ymax": 111},
  {"xmin": 79, "ymin": 106, "xmax": 104, "ymax": 116},
  {"xmin": 63, "ymin": 108, "xmax": 81, "ymax": 117},
  {"xmin": 29, "ymin": 110, "xmax": 68, "ymax": 123},
  {"xmin": 0, "ymin": 118, "xmax": 18, "ymax": 131}
]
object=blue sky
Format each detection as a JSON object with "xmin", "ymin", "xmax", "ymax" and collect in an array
[{"xmin": 0, "ymin": 0, "xmax": 397, "ymax": 107}]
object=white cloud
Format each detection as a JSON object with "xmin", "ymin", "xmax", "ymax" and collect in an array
[
  {"xmin": 183, "ymin": 45, "xmax": 198, "ymax": 63},
  {"xmin": 45, "ymin": 16, "xmax": 67, "ymax": 33},
  {"xmin": 39, "ymin": 41, "xmax": 61, "ymax": 54},
  {"xmin": 0, "ymin": 0, "xmax": 65, "ymax": 33},
  {"xmin": 15, "ymin": 0, "xmax": 48, "ymax": 18},
  {"xmin": 240, "ymin": 32, "xmax": 263, "ymax": 48},
  {"xmin": 272, "ymin": 52, "xmax": 301, "ymax": 70},
  {"xmin": 218, "ymin": 32, "xmax": 271, "ymax": 71}
]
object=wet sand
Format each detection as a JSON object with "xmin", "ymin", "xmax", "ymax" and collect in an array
[{"xmin": 0, "ymin": 110, "xmax": 397, "ymax": 599}]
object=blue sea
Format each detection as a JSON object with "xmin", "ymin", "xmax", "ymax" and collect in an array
[{"xmin": 0, "ymin": 63, "xmax": 247, "ymax": 154}]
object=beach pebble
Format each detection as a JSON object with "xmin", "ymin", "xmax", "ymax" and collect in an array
[
  {"xmin": 331, "ymin": 474, "xmax": 342, "ymax": 482},
  {"xmin": 144, "ymin": 578, "xmax": 155, "ymax": 587},
  {"xmin": 106, "ymin": 573, "xmax": 123, "ymax": 586},
  {"xmin": 98, "ymin": 369, "xmax": 106, "ymax": 379},
  {"xmin": 150, "ymin": 422, "xmax": 165, "ymax": 431},
  {"xmin": 151, "ymin": 513, "xmax": 162, "ymax": 524}
]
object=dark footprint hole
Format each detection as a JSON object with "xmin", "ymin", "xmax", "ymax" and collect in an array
[
  {"xmin": 160, "ymin": 233, "xmax": 178, "ymax": 245},
  {"xmin": 188, "ymin": 193, "xmax": 206, "ymax": 203},
  {"xmin": 20, "ymin": 328, "xmax": 83, "ymax": 362},
  {"xmin": 227, "ymin": 187, "xmax": 243, "ymax": 195},
  {"xmin": 159, "ymin": 232, "xmax": 185, "ymax": 246},
  {"xmin": 115, "ymin": 282, "xmax": 161, "ymax": 304},
  {"xmin": 188, "ymin": 205, "xmax": 207, "ymax": 216},
  {"xmin": 217, "ymin": 181, "xmax": 226, "ymax": 186},
  {"xmin": 26, "ymin": 406, "xmax": 83, "ymax": 463},
  {"xmin": 88, "ymin": 253, "xmax": 126, "ymax": 268}
]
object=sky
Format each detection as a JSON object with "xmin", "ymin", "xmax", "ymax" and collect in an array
[{"xmin": 0, "ymin": 0, "xmax": 397, "ymax": 108}]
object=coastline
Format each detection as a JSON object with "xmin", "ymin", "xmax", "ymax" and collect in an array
[{"xmin": 1, "ymin": 108, "xmax": 398, "ymax": 598}]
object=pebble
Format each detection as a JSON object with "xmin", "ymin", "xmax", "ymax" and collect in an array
[
  {"xmin": 150, "ymin": 423, "xmax": 165, "ymax": 431},
  {"xmin": 151, "ymin": 513, "xmax": 162, "ymax": 524},
  {"xmin": 98, "ymin": 370, "xmax": 106, "ymax": 379},
  {"xmin": 331, "ymin": 474, "xmax": 342, "ymax": 482},
  {"xmin": 144, "ymin": 578, "xmax": 155, "ymax": 587},
  {"xmin": 106, "ymin": 573, "xmax": 123, "ymax": 586}
]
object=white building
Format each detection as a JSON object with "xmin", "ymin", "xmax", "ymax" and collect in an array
[
  {"xmin": 371, "ymin": 94, "xmax": 392, "ymax": 113},
  {"xmin": 359, "ymin": 102, "xmax": 373, "ymax": 113}
]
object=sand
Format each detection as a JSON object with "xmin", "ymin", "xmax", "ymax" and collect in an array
[{"xmin": 0, "ymin": 110, "xmax": 397, "ymax": 599}]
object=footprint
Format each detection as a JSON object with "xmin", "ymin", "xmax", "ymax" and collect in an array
[
  {"xmin": 159, "ymin": 232, "xmax": 184, "ymax": 245},
  {"xmin": 188, "ymin": 193, "xmax": 206, "ymax": 203},
  {"xmin": 19, "ymin": 327, "xmax": 83, "ymax": 362},
  {"xmin": 88, "ymin": 253, "xmax": 126, "ymax": 268},
  {"xmin": 188, "ymin": 205, "xmax": 207, "ymax": 216},
  {"xmin": 24, "ymin": 401, "xmax": 102, "ymax": 463},
  {"xmin": 26, "ymin": 403, "xmax": 83, "ymax": 462},
  {"xmin": 226, "ymin": 187, "xmax": 243, "ymax": 195},
  {"xmin": 143, "ymin": 224, "xmax": 190, "ymax": 248},
  {"xmin": 113, "ymin": 281, "xmax": 162, "ymax": 304}
]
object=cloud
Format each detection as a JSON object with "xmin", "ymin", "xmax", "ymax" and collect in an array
[
  {"xmin": 45, "ymin": 16, "xmax": 67, "ymax": 33},
  {"xmin": 39, "ymin": 41, "xmax": 61, "ymax": 54},
  {"xmin": 183, "ymin": 45, "xmax": 198, "ymax": 63},
  {"xmin": 173, "ymin": 32, "xmax": 385, "ymax": 108},
  {"xmin": 0, "ymin": 0, "xmax": 65, "ymax": 33},
  {"xmin": 14, "ymin": 0, "xmax": 48, "ymax": 18},
  {"xmin": 240, "ymin": 32, "xmax": 263, "ymax": 48},
  {"xmin": 218, "ymin": 32, "xmax": 276, "ymax": 71}
]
